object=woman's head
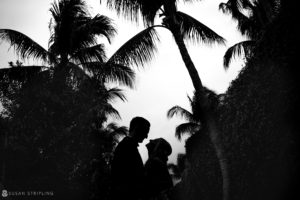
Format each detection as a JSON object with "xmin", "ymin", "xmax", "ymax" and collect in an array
[{"xmin": 146, "ymin": 138, "xmax": 172, "ymax": 161}]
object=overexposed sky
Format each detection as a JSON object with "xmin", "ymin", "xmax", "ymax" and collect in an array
[{"xmin": 0, "ymin": 0, "xmax": 246, "ymax": 163}]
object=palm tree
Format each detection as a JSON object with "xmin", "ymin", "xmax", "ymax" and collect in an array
[
  {"xmin": 167, "ymin": 93, "xmax": 201, "ymax": 141},
  {"xmin": 167, "ymin": 88, "xmax": 222, "ymax": 140},
  {"xmin": 0, "ymin": 0, "xmax": 159, "ymax": 136},
  {"xmin": 103, "ymin": 0, "xmax": 225, "ymax": 94},
  {"xmin": 0, "ymin": 0, "xmax": 156, "ymax": 190},
  {"xmin": 101, "ymin": 1, "xmax": 229, "ymax": 199},
  {"xmin": 219, "ymin": 0, "xmax": 280, "ymax": 68},
  {"xmin": 167, "ymin": 88, "xmax": 228, "ymax": 199},
  {"xmin": 0, "ymin": 0, "xmax": 145, "ymax": 90}
]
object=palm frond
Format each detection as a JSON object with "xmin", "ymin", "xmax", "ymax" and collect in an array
[
  {"xmin": 89, "ymin": 102, "xmax": 121, "ymax": 121},
  {"xmin": 50, "ymin": 0, "xmax": 88, "ymax": 22},
  {"xmin": 140, "ymin": 0, "xmax": 164, "ymax": 26},
  {"xmin": 108, "ymin": 27, "xmax": 159, "ymax": 68},
  {"xmin": 238, "ymin": 16, "xmax": 258, "ymax": 38},
  {"xmin": 182, "ymin": 0, "xmax": 203, "ymax": 2},
  {"xmin": 219, "ymin": 2, "xmax": 232, "ymax": 14},
  {"xmin": 71, "ymin": 44, "xmax": 106, "ymax": 64},
  {"xmin": 49, "ymin": 0, "xmax": 95, "ymax": 57},
  {"xmin": 106, "ymin": 122, "xmax": 119, "ymax": 130},
  {"xmin": 102, "ymin": 104, "xmax": 121, "ymax": 120},
  {"xmin": 67, "ymin": 62, "xmax": 90, "ymax": 80},
  {"xmin": 175, "ymin": 12, "xmax": 226, "ymax": 45},
  {"xmin": 103, "ymin": 63, "xmax": 135, "ymax": 88},
  {"xmin": 49, "ymin": 0, "xmax": 61, "ymax": 23},
  {"xmin": 187, "ymin": 94, "xmax": 193, "ymax": 106},
  {"xmin": 106, "ymin": 0, "xmax": 142, "ymax": 24},
  {"xmin": 219, "ymin": 0, "xmax": 277, "ymax": 39},
  {"xmin": 111, "ymin": 126, "xmax": 129, "ymax": 137},
  {"xmin": 175, "ymin": 122, "xmax": 200, "ymax": 140},
  {"xmin": 75, "ymin": 14, "xmax": 117, "ymax": 44},
  {"xmin": 0, "ymin": 29, "xmax": 49, "ymax": 61},
  {"xmin": 106, "ymin": 87, "xmax": 127, "ymax": 102},
  {"xmin": 167, "ymin": 105, "xmax": 195, "ymax": 122},
  {"xmin": 82, "ymin": 62, "xmax": 135, "ymax": 88},
  {"xmin": 219, "ymin": 1, "xmax": 249, "ymax": 26},
  {"xmin": 238, "ymin": 1, "xmax": 277, "ymax": 39},
  {"xmin": 219, "ymin": 0, "xmax": 244, "ymax": 14},
  {"xmin": 105, "ymin": 0, "xmax": 165, "ymax": 26},
  {"xmin": 223, "ymin": 40, "xmax": 255, "ymax": 69}
]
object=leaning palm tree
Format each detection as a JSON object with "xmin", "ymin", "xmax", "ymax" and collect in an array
[
  {"xmin": 101, "ymin": 1, "xmax": 228, "ymax": 199},
  {"xmin": 219, "ymin": 0, "xmax": 280, "ymax": 68},
  {"xmin": 103, "ymin": 0, "xmax": 225, "ymax": 94}
]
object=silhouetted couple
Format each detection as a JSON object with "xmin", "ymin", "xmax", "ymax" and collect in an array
[{"xmin": 111, "ymin": 117, "xmax": 173, "ymax": 200}]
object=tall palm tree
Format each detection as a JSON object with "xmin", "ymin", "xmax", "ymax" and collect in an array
[
  {"xmin": 0, "ymin": 0, "xmax": 158, "ymax": 190},
  {"xmin": 219, "ymin": 0, "xmax": 280, "ymax": 68},
  {"xmin": 0, "ymin": 0, "xmax": 153, "ymax": 89},
  {"xmin": 101, "ymin": 1, "xmax": 229, "ymax": 199}
]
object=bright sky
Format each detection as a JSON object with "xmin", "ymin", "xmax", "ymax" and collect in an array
[{"xmin": 0, "ymin": 0, "xmax": 246, "ymax": 164}]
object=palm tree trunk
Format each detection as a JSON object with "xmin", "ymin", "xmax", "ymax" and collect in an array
[
  {"xmin": 173, "ymin": 26, "xmax": 230, "ymax": 200},
  {"xmin": 169, "ymin": 26, "xmax": 203, "ymax": 93},
  {"xmin": 163, "ymin": 2, "xmax": 230, "ymax": 200},
  {"xmin": 205, "ymin": 113, "xmax": 230, "ymax": 200},
  {"xmin": 163, "ymin": 0, "xmax": 203, "ymax": 93}
]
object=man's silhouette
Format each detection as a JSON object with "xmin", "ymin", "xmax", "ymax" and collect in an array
[{"xmin": 111, "ymin": 117, "xmax": 150, "ymax": 200}]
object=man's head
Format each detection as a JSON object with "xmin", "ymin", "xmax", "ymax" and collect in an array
[{"xmin": 129, "ymin": 117, "xmax": 150, "ymax": 143}]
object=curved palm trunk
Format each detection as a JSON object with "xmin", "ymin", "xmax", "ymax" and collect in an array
[
  {"xmin": 169, "ymin": 25, "xmax": 203, "ymax": 93},
  {"xmin": 163, "ymin": 2, "xmax": 229, "ymax": 200},
  {"xmin": 163, "ymin": 0, "xmax": 203, "ymax": 93},
  {"xmin": 204, "ymin": 113, "xmax": 230, "ymax": 200}
]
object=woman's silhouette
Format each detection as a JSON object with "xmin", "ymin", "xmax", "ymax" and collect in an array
[{"xmin": 145, "ymin": 138, "xmax": 173, "ymax": 199}]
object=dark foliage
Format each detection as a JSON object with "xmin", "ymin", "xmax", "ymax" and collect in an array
[
  {"xmin": 0, "ymin": 66, "xmax": 123, "ymax": 200},
  {"xmin": 218, "ymin": 1, "xmax": 299, "ymax": 200},
  {"xmin": 172, "ymin": 1, "xmax": 299, "ymax": 200},
  {"xmin": 169, "ymin": 129, "xmax": 222, "ymax": 200},
  {"xmin": 219, "ymin": 0, "xmax": 280, "ymax": 69}
]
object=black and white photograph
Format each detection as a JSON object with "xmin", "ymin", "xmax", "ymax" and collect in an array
[{"xmin": 0, "ymin": 0, "xmax": 299, "ymax": 200}]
